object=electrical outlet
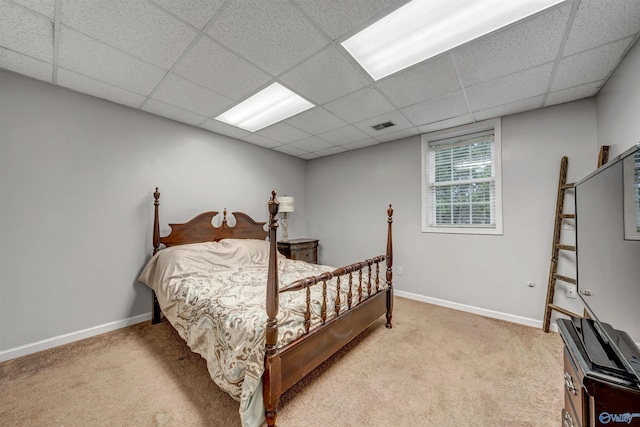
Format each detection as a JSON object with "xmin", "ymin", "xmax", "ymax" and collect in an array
[
  {"xmin": 566, "ymin": 284, "xmax": 577, "ymax": 299},
  {"xmin": 397, "ymin": 266, "xmax": 403, "ymax": 276}
]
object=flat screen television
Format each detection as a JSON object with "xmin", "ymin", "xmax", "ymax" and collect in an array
[{"xmin": 575, "ymin": 143, "xmax": 640, "ymax": 385}]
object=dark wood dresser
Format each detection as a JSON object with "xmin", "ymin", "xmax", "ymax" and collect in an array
[
  {"xmin": 558, "ymin": 318, "xmax": 640, "ymax": 426},
  {"xmin": 277, "ymin": 238, "xmax": 318, "ymax": 264}
]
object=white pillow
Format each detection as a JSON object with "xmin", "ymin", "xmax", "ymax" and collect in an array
[{"xmin": 219, "ymin": 238, "xmax": 281, "ymax": 266}]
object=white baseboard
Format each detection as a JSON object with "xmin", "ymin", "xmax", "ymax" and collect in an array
[
  {"xmin": 0, "ymin": 313, "xmax": 151, "ymax": 363},
  {"xmin": 395, "ymin": 290, "xmax": 558, "ymax": 333},
  {"xmin": 1, "ymin": 292, "xmax": 561, "ymax": 363}
]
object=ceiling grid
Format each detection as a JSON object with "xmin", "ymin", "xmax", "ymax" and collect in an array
[{"xmin": 2, "ymin": 0, "xmax": 640, "ymax": 158}]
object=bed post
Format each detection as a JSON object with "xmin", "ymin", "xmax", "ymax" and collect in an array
[
  {"xmin": 264, "ymin": 191, "xmax": 281, "ymax": 427},
  {"xmin": 151, "ymin": 188, "xmax": 162, "ymax": 324},
  {"xmin": 386, "ymin": 204, "xmax": 393, "ymax": 329},
  {"xmin": 153, "ymin": 188, "xmax": 161, "ymax": 255}
]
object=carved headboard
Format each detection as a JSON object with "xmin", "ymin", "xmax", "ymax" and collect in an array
[{"xmin": 152, "ymin": 188, "xmax": 268, "ymax": 254}]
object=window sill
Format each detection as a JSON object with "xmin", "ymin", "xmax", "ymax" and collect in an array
[{"xmin": 421, "ymin": 225, "xmax": 503, "ymax": 235}]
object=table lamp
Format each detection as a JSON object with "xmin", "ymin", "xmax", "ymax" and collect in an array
[{"xmin": 278, "ymin": 196, "xmax": 294, "ymax": 242}]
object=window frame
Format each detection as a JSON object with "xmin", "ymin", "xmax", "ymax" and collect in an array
[{"xmin": 421, "ymin": 118, "xmax": 503, "ymax": 235}]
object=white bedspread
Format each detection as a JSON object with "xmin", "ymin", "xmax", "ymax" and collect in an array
[{"xmin": 138, "ymin": 239, "xmax": 385, "ymax": 427}]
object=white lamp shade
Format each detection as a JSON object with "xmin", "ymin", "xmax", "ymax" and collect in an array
[{"xmin": 278, "ymin": 196, "xmax": 295, "ymax": 213}]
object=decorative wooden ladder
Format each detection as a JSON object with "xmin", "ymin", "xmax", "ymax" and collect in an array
[
  {"xmin": 542, "ymin": 156, "xmax": 580, "ymax": 332},
  {"xmin": 542, "ymin": 147, "xmax": 610, "ymax": 332}
]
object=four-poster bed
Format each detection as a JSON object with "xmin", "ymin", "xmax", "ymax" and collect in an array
[{"xmin": 138, "ymin": 189, "xmax": 394, "ymax": 427}]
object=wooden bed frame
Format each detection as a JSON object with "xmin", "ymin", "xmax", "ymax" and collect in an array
[{"xmin": 150, "ymin": 188, "xmax": 393, "ymax": 427}]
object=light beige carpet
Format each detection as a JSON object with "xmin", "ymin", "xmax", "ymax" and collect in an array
[{"xmin": 0, "ymin": 297, "xmax": 564, "ymax": 426}]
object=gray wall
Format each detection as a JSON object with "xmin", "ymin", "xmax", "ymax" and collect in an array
[
  {"xmin": 597, "ymin": 39, "xmax": 640, "ymax": 155},
  {"xmin": 3, "ymin": 35, "xmax": 640, "ymax": 358},
  {"xmin": 307, "ymin": 100, "xmax": 598, "ymax": 326},
  {"xmin": 593, "ymin": 38, "xmax": 640, "ymax": 344},
  {"xmin": 0, "ymin": 71, "xmax": 307, "ymax": 355}
]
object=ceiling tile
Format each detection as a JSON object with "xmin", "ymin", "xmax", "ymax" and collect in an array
[
  {"xmin": 207, "ymin": 0, "xmax": 328, "ymax": 76},
  {"xmin": 58, "ymin": 27, "xmax": 166, "ymax": 95},
  {"xmin": 299, "ymin": 152, "xmax": 320, "ymax": 160},
  {"xmin": 564, "ymin": 0, "xmax": 640, "ymax": 55},
  {"xmin": 256, "ymin": 122, "xmax": 311, "ymax": 144},
  {"xmin": 314, "ymin": 145, "xmax": 347, "ymax": 157},
  {"xmin": 273, "ymin": 144, "xmax": 310, "ymax": 157},
  {"xmin": 372, "ymin": 127, "xmax": 419, "ymax": 143},
  {"xmin": 465, "ymin": 63, "xmax": 554, "ymax": 111},
  {"xmin": 4, "ymin": 0, "xmax": 639, "ymax": 160},
  {"xmin": 174, "ymin": 37, "xmax": 271, "ymax": 100},
  {"xmin": 453, "ymin": 4, "xmax": 571, "ymax": 87},
  {"xmin": 551, "ymin": 38, "xmax": 633, "ymax": 91},
  {"xmin": 288, "ymin": 136, "xmax": 336, "ymax": 152},
  {"xmin": 401, "ymin": 91, "xmax": 469, "ymax": 126},
  {"xmin": 241, "ymin": 134, "xmax": 281, "ymax": 149},
  {"xmin": 1, "ymin": 1, "xmax": 53, "ymax": 63},
  {"xmin": 353, "ymin": 110, "xmax": 413, "ymax": 137},
  {"xmin": 377, "ymin": 55, "xmax": 461, "ymax": 108},
  {"xmin": 11, "ymin": 0, "xmax": 55, "ymax": 19},
  {"xmin": 62, "ymin": 0, "xmax": 196, "ymax": 69},
  {"xmin": 324, "ymin": 87, "xmax": 395, "ymax": 123},
  {"xmin": 280, "ymin": 46, "xmax": 370, "ymax": 105},
  {"xmin": 293, "ymin": 0, "xmax": 403, "ymax": 40},
  {"xmin": 284, "ymin": 107, "xmax": 347, "ymax": 134},
  {"xmin": 339, "ymin": 139, "xmax": 381, "ymax": 150},
  {"xmin": 318, "ymin": 125, "xmax": 370, "ymax": 144},
  {"xmin": 149, "ymin": 0, "xmax": 225, "ymax": 30},
  {"xmin": 0, "ymin": 47, "xmax": 52, "ymax": 82},
  {"xmin": 57, "ymin": 68, "xmax": 146, "ymax": 108},
  {"xmin": 151, "ymin": 73, "xmax": 233, "ymax": 117},
  {"xmin": 474, "ymin": 96, "xmax": 544, "ymax": 121},
  {"xmin": 199, "ymin": 119, "xmax": 251, "ymax": 139},
  {"xmin": 417, "ymin": 115, "xmax": 474, "ymax": 134},
  {"xmin": 544, "ymin": 81, "xmax": 602, "ymax": 107},
  {"xmin": 142, "ymin": 99, "xmax": 207, "ymax": 126}
]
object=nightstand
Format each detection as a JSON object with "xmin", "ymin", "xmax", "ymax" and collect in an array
[{"xmin": 277, "ymin": 238, "xmax": 319, "ymax": 264}]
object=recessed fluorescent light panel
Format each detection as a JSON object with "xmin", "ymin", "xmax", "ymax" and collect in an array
[
  {"xmin": 341, "ymin": 0, "xmax": 565, "ymax": 81},
  {"xmin": 215, "ymin": 83, "xmax": 315, "ymax": 132}
]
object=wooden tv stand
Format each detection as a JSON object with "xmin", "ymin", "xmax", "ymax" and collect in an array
[{"xmin": 558, "ymin": 318, "xmax": 640, "ymax": 426}]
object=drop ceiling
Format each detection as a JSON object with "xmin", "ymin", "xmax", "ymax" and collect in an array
[{"xmin": 2, "ymin": 0, "xmax": 640, "ymax": 159}]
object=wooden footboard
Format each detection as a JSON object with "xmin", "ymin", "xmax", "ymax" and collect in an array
[
  {"xmin": 278, "ymin": 291, "xmax": 388, "ymax": 392},
  {"xmin": 263, "ymin": 197, "xmax": 393, "ymax": 427}
]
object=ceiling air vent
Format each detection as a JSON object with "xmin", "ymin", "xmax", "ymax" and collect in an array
[{"xmin": 371, "ymin": 121, "xmax": 395, "ymax": 131}]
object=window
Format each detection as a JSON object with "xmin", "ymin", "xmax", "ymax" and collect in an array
[{"xmin": 421, "ymin": 118, "xmax": 502, "ymax": 235}]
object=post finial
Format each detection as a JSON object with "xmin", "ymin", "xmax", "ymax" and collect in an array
[{"xmin": 268, "ymin": 190, "xmax": 279, "ymax": 219}]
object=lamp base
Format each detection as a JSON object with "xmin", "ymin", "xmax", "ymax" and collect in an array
[{"xmin": 282, "ymin": 212, "xmax": 289, "ymax": 242}]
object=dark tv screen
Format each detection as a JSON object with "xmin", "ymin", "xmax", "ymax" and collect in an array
[{"xmin": 575, "ymin": 143, "xmax": 640, "ymax": 383}]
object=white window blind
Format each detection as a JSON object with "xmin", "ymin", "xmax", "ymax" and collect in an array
[{"xmin": 422, "ymin": 119, "xmax": 502, "ymax": 235}]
